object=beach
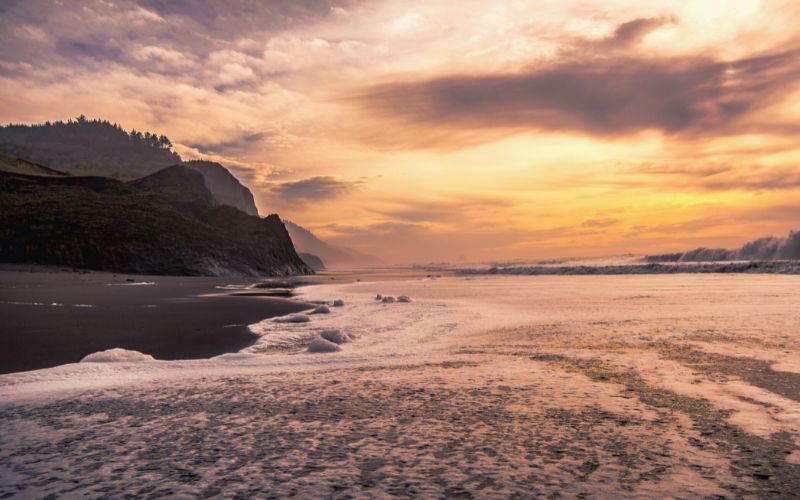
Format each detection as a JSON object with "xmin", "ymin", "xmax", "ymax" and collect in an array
[
  {"xmin": 0, "ymin": 266, "xmax": 313, "ymax": 374},
  {"xmin": 1, "ymin": 273, "xmax": 799, "ymax": 497}
]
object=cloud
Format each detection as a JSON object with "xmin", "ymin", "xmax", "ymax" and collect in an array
[
  {"xmin": 353, "ymin": 46, "xmax": 800, "ymax": 143},
  {"xmin": 190, "ymin": 132, "xmax": 267, "ymax": 155},
  {"xmin": 325, "ymin": 221, "xmax": 427, "ymax": 236},
  {"xmin": 597, "ymin": 16, "xmax": 676, "ymax": 48},
  {"xmin": 139, "ymin": 0, "xmax": 350, "ymax": 31},
  {"xmin": 216, "ymin": 63, "xmax": 257, "ymax": 86},
  {"xmin": 0, "ymin": 0, "xmax": 358, "ymax": 80},
  {"xmin": 131, "ymin": 45, "xmax": 198, "ymax": 73},
  {"xmin": 370, "ymin": 196, "xmax": 513, "ymax": 223},
  {"xmin": 58, "ymin": 38, "xmax": 125, "ymax": 62},
  {"xmin": 264, "ymin": 176, "xmax": 361, "ymax": 205},
  {"xmin": 2, "ymin": 1, "xmax": 800, "ymax": 263},
  {"xmin": 627, "ymin": 163, "xmax": 800, "ymax": 191},
  {"xmin": 581, "ymin": 218, "xmax": 620, "ymax": 228}
]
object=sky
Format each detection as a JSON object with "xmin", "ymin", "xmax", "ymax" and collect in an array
[{"xmin": 2, "ymin": 0, "xmax": 800, "ymax": 263}]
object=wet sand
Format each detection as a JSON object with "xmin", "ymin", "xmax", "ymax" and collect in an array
[
  {"xmin": 1, "ymin": 274, "xmax": 799, "ymax": 497},
  {"xmin": 0, "ymin": 266, "xmax": 312, "ymax": 374}
]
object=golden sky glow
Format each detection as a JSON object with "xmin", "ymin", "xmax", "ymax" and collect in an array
[{"xmin": 2, "ymin": 0, "xmax": 800, "ymax": 263}]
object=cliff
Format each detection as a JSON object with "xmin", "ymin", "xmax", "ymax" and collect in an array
[
  {"xmin": 0, "ymin": 165, "xmax": 312, "ymax": 277},
  {"xmin": 185, "ymin": 160, "xmax": 259, "ymax": 216},
  {"xmin": 297, "ymin": 252, "xmax": 326, "ymax": 271}
]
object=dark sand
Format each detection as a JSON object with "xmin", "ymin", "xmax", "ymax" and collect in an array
[{"xmin": 0, "ymin": 266, "xmax": 312, "ymax": 374}]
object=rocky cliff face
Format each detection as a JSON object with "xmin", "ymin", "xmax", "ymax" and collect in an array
[
  {"xmin": 0, "ymin": 166, "xmax": 311, "ymax": 277},
  {"xmin": 185, "ymin": 160, "xmax": 259, "ymax": 216}
]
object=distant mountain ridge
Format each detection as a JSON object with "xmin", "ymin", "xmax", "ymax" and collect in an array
[
  {"xmin": 0, "ymin": 165, "xmax": 311, "ymax": 276},
  {"xmin": 283, "ymin": 220, "xmax": 381, "ymax": 268}
]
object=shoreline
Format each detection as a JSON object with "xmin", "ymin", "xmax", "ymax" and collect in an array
[
  {"xmin": 1, "ymin": 273, "xmax": 798, "ymax": 496},
  {"xmin": 0, "ymin": 266, "xmax": 314, "ymax": 374}
]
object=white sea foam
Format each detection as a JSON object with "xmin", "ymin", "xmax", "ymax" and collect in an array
[
  {"xmin": 310, "ymin": 305, "xmax": 330, "ymax": 314},
  {"xmin": 81, "ymin": 348, "xmax": 155, "ymax": 363},
  {"xmin": 0, "ymin": 301, "xmax": 96, "ymax": 308},
  {"xmin": 1, "ymin": 301, "xmax": 58, "ymax": 306},
  {"xmin": 243, "ymin": 281, "xmax": 487, "ymax": 357},
  {"xmin": 106, "ymin": 281, "xmax": 156, "ymax": 286},
  {"xmin": 307, "ymin": 337, "xmax": 341, "ymax": 353},
  {"xmin": 274, "ymin": 314, "xmax": 311, "ymax": 324},
  {"xmin": 321, "ymin": 329, "xmax": 352, "ymax": 344}
]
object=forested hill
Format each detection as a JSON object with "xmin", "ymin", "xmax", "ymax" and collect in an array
[{"xmin": 0, "ymin": 116, "xmax": 180, "ymax": 178}]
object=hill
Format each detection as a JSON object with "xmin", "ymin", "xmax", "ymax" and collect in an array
[
  {"xmin": 0, "ymin": 118, "xmax": 264, "ymax": 217},
  {"xmin": 0, "ymin": 116, "xmax": 180, "ymax": 179},
  {"xmin": 0, "ymin": 151, "xmax": 68, "ymax": 177},
  {"xmin": 0, "ymin": 165, "xmax": 311, "ymax": 276}
]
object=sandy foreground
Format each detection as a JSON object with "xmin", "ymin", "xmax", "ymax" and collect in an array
[{"xmin": 1, "ymin": 274, "xmax": 799, "ymax": 497}]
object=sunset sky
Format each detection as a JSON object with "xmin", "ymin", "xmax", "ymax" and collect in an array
[{"xmin": 2, "ymin": 0, "xmax": 800, "ymax": 263}]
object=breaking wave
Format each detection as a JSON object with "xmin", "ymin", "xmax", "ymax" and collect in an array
[{"xmin": 646, "ymin": 230, "xmax": 800, "ymax": 263}]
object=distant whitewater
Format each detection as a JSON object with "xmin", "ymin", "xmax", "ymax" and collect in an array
[
  {"xmin": 458, "ymin": 260, "xmax": 800, "ymax": 276},
  {"xmin": 456, "ymin": 230, "xmax": 800, "ymax": 276},
  {"xmin": 646, "ymin": 230, "xmax": 800, "ymax": 262}
]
